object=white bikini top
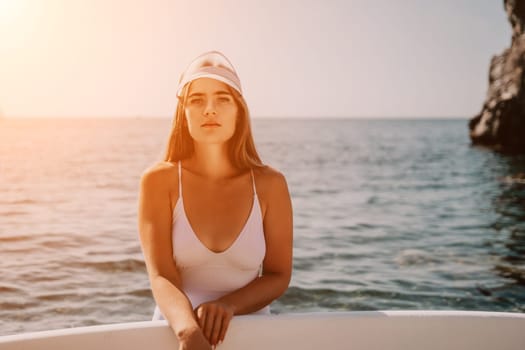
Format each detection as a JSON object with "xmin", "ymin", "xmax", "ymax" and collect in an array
[{"xmin": 170, "ymin": 161, "xmax": 269, "ymax": 314}]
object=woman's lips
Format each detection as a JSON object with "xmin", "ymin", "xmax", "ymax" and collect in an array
[{"xmin": 201, "ymin": 123, "xmax": 221, "ymax": 128}]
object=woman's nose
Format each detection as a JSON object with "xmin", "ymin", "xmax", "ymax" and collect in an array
[{"xmin": 204, "ymin": 100, "xmax": 217, "ymax": 116}]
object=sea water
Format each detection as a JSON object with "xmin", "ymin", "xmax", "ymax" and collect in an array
[{"xmin": 0, "ymin": 117, "xmax": 524, "ymax": 335}]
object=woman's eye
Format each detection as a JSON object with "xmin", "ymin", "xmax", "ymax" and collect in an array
[
  {"xmin": 218, "ymin": 97, "xmax": 230, "ymax": 103},
  {"xmin": 189, "ymin": 98, "xmax": 202, "ymax": 104}
]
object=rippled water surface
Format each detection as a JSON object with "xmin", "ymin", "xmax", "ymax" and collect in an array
[{"xmin": 1, "ymin": 117, "xmax": 524, "ymax": 335}]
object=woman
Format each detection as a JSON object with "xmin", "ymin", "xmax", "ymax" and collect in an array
[{"xmin": 138, "ymin": 51, "xmax": 293, "ymax": 350}]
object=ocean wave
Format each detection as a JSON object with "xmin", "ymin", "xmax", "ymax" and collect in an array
[
  {"xmin": 128, "ymin": 288, "xmax": 152, "ymax": 298},
  {"xmin": 0, "ymin": 234, "xmax": 35, "ymax": 243},
  {"xmin": 0, "ymin": 301, "xmax": 39, "ymax": 310},
  {"xmin": 0, "ymin": 284, "xmax": 23, "ymax": 293},
  {"xmin": 35, "ymin": 292, "xmax": 82, "ymax": 302},
  {"xmin": 394, "ymin": 249, "xmax": 439, "ymax": 266},
  {"xmin": 71, "ymin": 258, "xmax": 146, "ymax": 273},
  {"xmin": 0, "ymin": 210, "xmax": 29, "ymax": 216}
]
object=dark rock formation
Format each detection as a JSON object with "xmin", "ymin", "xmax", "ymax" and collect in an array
[{"xmin": 469, "ymin": 0, "xmax": 525, "ymax": 154}]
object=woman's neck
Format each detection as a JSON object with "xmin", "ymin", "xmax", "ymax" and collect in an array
[{"xmin": 186, "ymin": 143, "xmax": 237, "ymax": 179}]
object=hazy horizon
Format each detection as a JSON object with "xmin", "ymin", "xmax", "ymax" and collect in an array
[{"xmin": 1, "ymin": 114, "xmax": 471, "ymax": 120}]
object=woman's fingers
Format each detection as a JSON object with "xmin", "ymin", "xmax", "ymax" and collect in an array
[
  {"xmin": 196, "ymin": 302, "xmax": 234, "ymax": 346},
  {"xmin": 210, "ymin": 312, "xmax": 223, "ymax": 346},
  {"xmin": 202, "ymin": 306, "xmax": 216, "ymax": 343},
  {"xmin": 217, "ymin": 311, "xmax": 232, "ymax": 344},
  {"xmin": 196, "ymin": 306, "xmax": 207, "ymax": 330}
]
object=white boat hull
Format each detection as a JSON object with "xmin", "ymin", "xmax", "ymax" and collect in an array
[{"xmin": 1, "ymin": 311, "xmax": 524, "ymax": 350}]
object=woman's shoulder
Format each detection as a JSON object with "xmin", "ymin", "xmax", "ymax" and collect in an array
[
  {"xmin": 253, "ymin": 164, "xmax": 285, "ymax": 180},
  {"xmin": 140, "ymin": 161, "xmax": 178, "ymax": 188},
  {"xmin": 253, "ymin": 165, "xmax": 289, "ymax": 195}
]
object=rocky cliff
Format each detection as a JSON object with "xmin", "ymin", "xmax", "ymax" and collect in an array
[{"xmin": 469, "ymin": 0, "xmax": 525, "ymax": 154}]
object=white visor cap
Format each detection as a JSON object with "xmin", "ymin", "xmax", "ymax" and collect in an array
[{"xmin": 176, "ymin": 51, "xmax": 242, "ymax": 97}]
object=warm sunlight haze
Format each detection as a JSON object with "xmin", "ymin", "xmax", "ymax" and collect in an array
[
  {"xmin": 0, "ymin": 0, "xmax": 512, "ymax": 119},
  {"xmin": 1, "ymin": 0, "xmax": 525, "ymax": 344}
]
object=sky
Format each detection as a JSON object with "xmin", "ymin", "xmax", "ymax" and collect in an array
[{"xmin": 0, "ymin": 0, "xmax": 512, "ymax": 118}]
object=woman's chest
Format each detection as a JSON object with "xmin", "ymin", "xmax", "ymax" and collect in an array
[{"xmin": 179, "ymin": 176, "xmax": 264, "ymax": 253}]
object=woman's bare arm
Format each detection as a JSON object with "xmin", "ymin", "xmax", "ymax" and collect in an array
[{"xmin": 138, "ymin": 163, "xmax": 209, "ymax": 347}]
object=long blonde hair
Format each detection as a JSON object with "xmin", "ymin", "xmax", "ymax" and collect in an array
[{"xmin": 164, "ymin": 81, "xmax": 264, "ymax": 170}]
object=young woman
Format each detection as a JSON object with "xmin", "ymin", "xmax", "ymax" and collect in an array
[{"xmin": 138, "ymin": 51, "xmax": 293, "ymax": 350}]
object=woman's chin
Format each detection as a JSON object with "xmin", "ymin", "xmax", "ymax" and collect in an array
[{"xmin": 192, "ymin": 135, "xmax": 234, "ymax": 145}]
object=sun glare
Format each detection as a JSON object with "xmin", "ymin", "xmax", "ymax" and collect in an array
[{"xmin": 0, "ymin": 0, "xmax": 23, "ymax": 22}]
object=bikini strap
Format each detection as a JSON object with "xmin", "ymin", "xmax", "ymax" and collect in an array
[
  {"xmin": 250, "ymin": 169, "xmax": 257, "ymax": 196},
  {"xmin": 178, "ymin": 161, "xmax": 183, "ymax": 197}
]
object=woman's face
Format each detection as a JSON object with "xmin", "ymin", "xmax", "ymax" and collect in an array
[{"xmin": 184, "ymin": 77, "xmax": 239, "ymax": 145}]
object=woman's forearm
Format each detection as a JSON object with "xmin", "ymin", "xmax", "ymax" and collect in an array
[
  {"xmin": 216, "ymin": 272, "xmax": 290, "ymax": 315},
  {"xmin": 150, "ymin": 275, "xmax": 200, "ymax": 338}
]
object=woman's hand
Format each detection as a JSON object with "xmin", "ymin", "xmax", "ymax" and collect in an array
[
  {"xmin": 178, "ymin": 326, "xmax": 212, "ymax": 350},
  {"xmin": 195, "ymin": 301, "xmax": 235, "ymax": 347}
]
